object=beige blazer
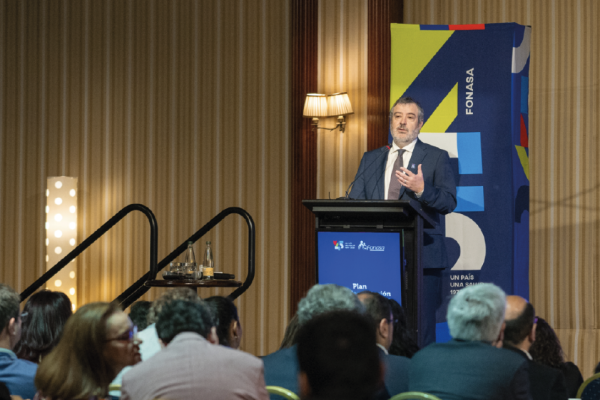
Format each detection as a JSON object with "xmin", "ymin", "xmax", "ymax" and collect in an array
[{"xmin": 121, "ymin": 332, "xmax": 269, "ymax": 400}]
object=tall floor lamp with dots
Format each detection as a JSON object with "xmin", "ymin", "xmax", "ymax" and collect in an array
[{"xmin": 46, "ymin": 177, "xmax": 78, "ymax": 311}]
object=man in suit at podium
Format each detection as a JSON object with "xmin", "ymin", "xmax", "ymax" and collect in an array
[{"xmin": 349, "ymin": 96, "xmax": 457, "ymax": 345}]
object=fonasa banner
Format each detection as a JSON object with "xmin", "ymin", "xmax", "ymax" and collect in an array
[{"xmin": 389, "ymin": 23, "xmax": 530, "ymax": 336}]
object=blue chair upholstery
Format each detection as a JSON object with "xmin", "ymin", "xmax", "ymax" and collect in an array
[{"xmin": 577, "ymin": 372, "xmax": 600, "ymax": 399}]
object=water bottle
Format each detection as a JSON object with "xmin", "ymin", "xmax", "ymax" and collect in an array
[
  {"xmin": 183, "ymin": 241, "xmax": 197, "ymax": 279},
  {"xmin": 203, "ymin": 241, "xmax": 214, "ymax": 280}
]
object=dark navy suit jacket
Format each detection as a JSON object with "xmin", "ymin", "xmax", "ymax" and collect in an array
[
  {"xmin": 349, "ymin": 139, "xmax": 456, "ymax": 269},
  {"xmin": 409, "ymin": 339, "xmax": 532, "ymax": 400},
  {"xmin": 380, "ymin": 349, "xmax": 411, "ymax": 396},
  {"xmin": 262, "ymin": 345, "xmax": 408, "ymax": 399},
  {"xmin": 504, "ymin": 346, "xmax": 568, "ymax": 400}
]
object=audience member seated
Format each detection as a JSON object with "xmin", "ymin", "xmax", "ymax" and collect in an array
[
  {"xmin": 121, "ymin": 299, "xmax": 269, "ymax": 400},
  {"xmin": 262, "ymin": 284, "xmax": 365, "ymax": 396},
  {"xmin": 358, "ymin": 291, "xmax": 410, "ymax": 396},
  {"xmin": 205, "ymin": 296, "xmax": 242, "ymax": 349},
  {"xmin": 503, "ymin": 295, "xmax": 567, "ymax": 400},
  {"xmin": 0, "ymin": 382, "xmax": 11, "ymax": 400},
  {"xmin": 278, "ymin": 314, "xmax": 298, "ymax": 350},
  {"xmin": 128, "ymin": 301, "xmax": 152, "ymax": 331},
  {"xmin": 529, "ymin": 316, "xmax": 584, "ymax": 398},
  {"xmin": 296, "ymin": 311, "xmax": 383, "ymax": 400},
  {"xmin": 14, "ymin": 290, "xmax": 72, "ymax": 364},
  {"xmin": 35, "ymin": 302, "xmax": 141, "ymax": 400},
  {"xmin": 0, "ymin": 284, "xmax": 37, "ymax": 399},
  {"xmin": 388, "ymin": 298, "xmax": 419, "ymax": 358},
  {"xmin": 110, "ymin": 287, "xmax": 199, "ymax": 396},
  {"xmin": 408, "ymin": 283, "xmax": 531, "ymax": 400}
]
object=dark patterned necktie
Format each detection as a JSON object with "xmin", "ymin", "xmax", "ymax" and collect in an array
[{"xmin": 387, "ymin": 149, "xmax": 405, "ymax": 200}]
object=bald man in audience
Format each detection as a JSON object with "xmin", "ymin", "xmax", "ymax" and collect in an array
[
  {"xmin": 357, "ymin": 291, "xmax": 410, "ymax": 396},
  {"xmin": 503, "ymin": 295, "xmax": 568, "ymax": 400}
]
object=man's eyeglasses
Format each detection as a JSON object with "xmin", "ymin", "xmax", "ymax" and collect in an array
[{"xmin": 105, "ymin": 325, "xmax": 138, "ymax": 342}]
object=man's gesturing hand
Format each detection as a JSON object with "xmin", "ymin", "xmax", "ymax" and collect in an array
[{"xmin": 396, "ymin": 164, "xmax": 425, "ymax": 194}]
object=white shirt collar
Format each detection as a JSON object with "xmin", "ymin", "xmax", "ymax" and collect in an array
[
  {"xmin": 519, "ymin": 348, "xmax": 533, "ymax": 360},
  {"xmin": 391, "ymin": 137, "xmax": 418, "ymax": 153},
  {"xmin": 376, "ymin": 343, "xmax": 389, "ymax": 355}
]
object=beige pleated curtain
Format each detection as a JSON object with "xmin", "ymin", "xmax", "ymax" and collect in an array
[{"xmin": 0, "ymin": 0, "xmax": 291, "ymax": 356}]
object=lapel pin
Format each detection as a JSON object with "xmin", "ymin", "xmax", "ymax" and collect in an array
[{"xmin": 411, "ymin": 164, "xmax": 416, "ymax": 169}]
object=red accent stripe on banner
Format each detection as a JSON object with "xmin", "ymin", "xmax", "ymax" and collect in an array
[
  {"xmin": 449, "ymin": 24, "xmax": 486, "ymax": 30},
  {"xmin": 520, "ymin": 115, "xmax": 529, "ymax": 148}
]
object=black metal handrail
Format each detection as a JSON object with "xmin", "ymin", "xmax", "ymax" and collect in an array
[
  {"xmin": 20, "ymin": 204, "xmax": 158, "ymax": 302},
  {"xmin": 114, "ymin": 207, "xmax": 255, "ymax": 309}
]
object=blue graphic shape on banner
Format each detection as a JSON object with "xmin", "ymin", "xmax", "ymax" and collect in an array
[
  {"xmin": 420, "ymin": 25, "xmax": 449, "ymax": 31},
  {"xmin": 521, "ymin": 77, "xmax": 529, "ymax": 114},
  {"xmin": 457, "ymin": 132, "xmax": 482, "ymax": 174},
  {"xmin": 455, "ymin": 186, "xmax": 485, "ymax": 212},
  {"xmin": 317, "ymin": 231, "xmax": 402, "ymax": 305}
]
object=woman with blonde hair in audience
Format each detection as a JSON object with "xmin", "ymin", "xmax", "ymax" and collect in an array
[{"xmin": 34, "ymin": 302, "xmax": 141, "ymax": 400}]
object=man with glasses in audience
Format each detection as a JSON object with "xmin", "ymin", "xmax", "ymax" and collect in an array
[
  {"xmin": 358, "ymin": 291, "xmax": 410, "ymax": 396},
  {"xmin": 0, "ymin": 283, "xmax": 37, "ymax": 399}
]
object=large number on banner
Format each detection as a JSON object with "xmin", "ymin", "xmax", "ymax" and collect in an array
[{"xmin": 419, "ymin": 132, "xmax": 486, "ymax": 271}]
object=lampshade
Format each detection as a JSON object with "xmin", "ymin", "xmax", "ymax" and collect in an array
[
  {"xmin": 327, "ymin": 92, "xmax": 354, "ymax": 116},
  {"xmin": 303, "ymin": 94, "xmax": 328, "ymax": 117}
]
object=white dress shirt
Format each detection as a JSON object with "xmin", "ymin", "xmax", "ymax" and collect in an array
[{"xmin": 384, "ymin": 139, "xmax": 418, "ymax": 199}]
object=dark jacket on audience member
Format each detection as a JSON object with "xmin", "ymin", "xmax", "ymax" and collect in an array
[
  {"xmin": 262, "ymin": 345, "xmax": 407, "ymax": 399},
  {"xmin": 408, "ymin": 339, "xmax": 532, "ymax": 400},
  {"xmin": 504, "ymin": 346, "xmax": 568, "ymax": 400},
  {"xmin": 558, "ymin": 362, "xmax": 584, "ymax": 398},
  {"xmin": 378, "ymin": 347, "xmax": 411, "ymax": 396},
  {"xmin": 0, "ymin": 382, "xmax": 11, "ymax": 400},
  {"xmin": 262, "ymin": 346, "xmax": 299, "ymax": 396}
]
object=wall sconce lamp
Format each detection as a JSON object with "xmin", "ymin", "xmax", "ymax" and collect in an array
[{"xmin": 303, "ymin": 92, "xmax": 354, "ymax": 132}]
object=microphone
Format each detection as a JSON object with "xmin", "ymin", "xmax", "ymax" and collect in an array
[{"xmin": 339, "ymin": 144, "xmax": 392, "ymax": 199}]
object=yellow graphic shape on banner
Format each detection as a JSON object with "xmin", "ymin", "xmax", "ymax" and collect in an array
[
  {"xmin": 515, "ymin": 146, "xmax": 530, "ymax": 180},
  {"xmin": 390, "ymin": 24, "xmax": 453, "ymax": 105},
  {"xmin": 422, "ymin": 83, "xmax": 458, "ymax": 133}
]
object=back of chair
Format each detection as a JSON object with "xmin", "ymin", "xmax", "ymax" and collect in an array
[
  {"xmin": 577, "ymin": 372, "xmax": 600, "ymax": 399},
  {"xmin": 266, "ymin": 385, "xmax": 301, "ymax": 400},
  {"xmin": 390, "ymin": 392, "xmax": 443, "ymax": 400}
]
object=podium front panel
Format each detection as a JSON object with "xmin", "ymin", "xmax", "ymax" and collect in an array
[{"xmin": 316, "ymin": 230, "xmax": 404, "ymax": 305}]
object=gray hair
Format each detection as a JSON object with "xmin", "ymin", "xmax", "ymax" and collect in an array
[
  {"xmin": 297, "ymin": 284, "xmax": 364, "ymax": 326},
  {"xmin": 389, "ymin": 96, "xmax": 425, "ymax": 124},
  {"xmin": 447, "ymin": 283, "xmax": 506, "ymax": 343},
  {"xmin": 0, "ymin": 283, "xmax": 21, "ymax": 331}
]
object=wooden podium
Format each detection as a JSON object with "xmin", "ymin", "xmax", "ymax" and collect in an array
[{"xmin": 302, "ymin": 199, "xmax": 436, "ymax": 347}]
